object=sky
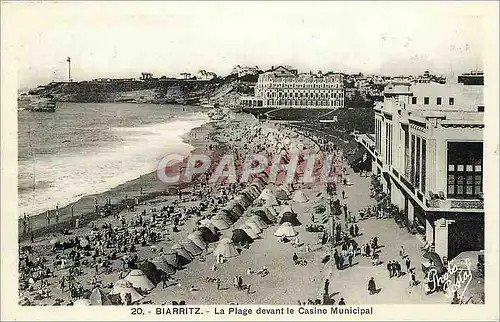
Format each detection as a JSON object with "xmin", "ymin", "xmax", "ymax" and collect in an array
[{"xmin": 2, "ymin": 1, "xmax": 488, "ymax": 89}]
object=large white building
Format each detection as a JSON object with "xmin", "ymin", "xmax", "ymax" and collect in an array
[
  {"xmin": 356, "ymin": 77, "xmax": 484, "ymax": 261},
  {"xmin": 254, "ymin": 66, "xmax": 345, "ymax": 109}
]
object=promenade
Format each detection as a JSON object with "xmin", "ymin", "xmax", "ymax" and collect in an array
[{"xmin": 322, "ymin": 171, "xmax": 449, "ymax": 304}]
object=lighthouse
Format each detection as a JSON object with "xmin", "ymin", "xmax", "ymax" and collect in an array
[{"xmin": 67, "ymin": 57, "xmax": 72, "ymax": 82}]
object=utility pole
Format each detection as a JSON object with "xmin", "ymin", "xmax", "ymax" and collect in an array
[{"xmin": 67, "ymin": 57, "xmax": 72, "ymax": 82}]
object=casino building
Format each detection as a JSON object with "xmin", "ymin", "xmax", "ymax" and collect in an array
[{"xmin": 355, "ymin": 76, "xmax": 484, "ymax": 261}]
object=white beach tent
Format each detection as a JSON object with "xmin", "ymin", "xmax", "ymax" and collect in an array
[
  {"xmin": 257, "ymin": 188, "xmax": 279, "ymax": 206},
  {"xmin": 244, "ymin": 221, "xmax": 262, "ymax": 234},
  {"xmin": 210, "ymin": 215, "xmax": 230, "ymax": 230},
  {"xmin": 110, "ymin": 279, "xmax": 144, "ymax": 304},
  {"xmin": 213, "ymin": 238, "xmax": 239, "ymax": 259},
  {"xmin": 274, "ymin": 222, "xmax": 298, "ymax": 237},
  {"xmin": 124, "ymin": 269, "xmax": 155, "ymax": 291},
  {"xmin": 292, "ymin": 190, "xmax": 309, "ymax": 203},
  {"xmin": 239, "ymin": 225, "xmax": 260, "ymax": 239}
]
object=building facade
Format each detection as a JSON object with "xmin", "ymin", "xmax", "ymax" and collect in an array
[
  {"xmin": 254, "ymin": 66, "xmax": 345, "ymax": 109},
  {"xmin": 356, "ymin": 78, "xmax": 484, "ymax": 261}
]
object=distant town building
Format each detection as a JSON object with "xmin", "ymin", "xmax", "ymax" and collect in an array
[
  {"xmin": 231, "ymin": 65, "xmax": 260, "ymax": 78},
  {"xmin": 356, "ymin": 78, "xmax": 484, "ymax": 261},
  {"xmin": 140, "ymin": 72, "xmax": 153, "ymax": 81},
  {"xmin": 197, "ymin": 70, "xmax": 217, "ymax": 81},
  {"xmin": 458, "ymin": 71, "xmax": 484, "ymax": 85},
  {"xmin": 254, "ymin": 66, "xmax": 345, "ymax": 109}
]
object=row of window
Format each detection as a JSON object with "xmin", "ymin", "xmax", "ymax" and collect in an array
[
  {"xmin": 411, "ymin": 96, "xmax": 455, "ymax": 105},
  {"xmin": 265, "ymin": 92, "xmax": 344, "ymax": 99},
  {"xmin": 266, "ymin": 99, "xmax": 343, "ymax": 107},
  {"xmin": 257, "ymin": 83, "xmax": 342, "ymax": 89}
]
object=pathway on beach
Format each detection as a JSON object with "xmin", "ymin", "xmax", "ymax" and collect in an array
[{"xmin": 323, "ymin": 172, "xmax": 449, "ymax": 304}]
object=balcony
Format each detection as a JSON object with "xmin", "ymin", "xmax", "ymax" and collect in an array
[{"xmin": 427, "ymin": 197, "xmax": 484, "ymax": 211}]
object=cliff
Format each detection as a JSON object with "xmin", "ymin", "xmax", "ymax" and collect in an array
[{"xmin": 28, "ymin": 77, "xmax": 256, "ymax": 106}]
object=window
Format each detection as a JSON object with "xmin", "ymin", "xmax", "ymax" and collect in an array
[
  {"xmin": 447, "ymin": 142, "xmax": 483, "ymax": 199},
  {"xmin": 478, "ymin": 106, "xmax": 484, "ymax": 112},
  {"xmin": 424, "ymin": 97, "xmax": 429, "ymax": 105},
  {"xmin": 415, "ymin": 137, "xmax": 421, "ymax": 188},
  {"xmin": 411, "ymin": 97, "xmax": 417, "ymax": 104},
  {"xmin": 421, "ymin": 139, "xmax": 426, "ymax": 192},
  {"xmin": 449, "ymin": 97, "xmax": 455, "ymax": 105},
  {"xmin": 437, "ymin": 97, "xmax": 442, "ymax": 105}
]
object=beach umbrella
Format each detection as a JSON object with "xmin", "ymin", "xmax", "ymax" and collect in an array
[
  {"xmin": 274, "ymin": 222, "xmax": 298, "ymax": 237},
  {"xmin": 89, "ymin": 287, "xmax": 112, "ymax": 306},
  {"xmin": 187, "ymin": 232, "xmax": 207, "ymax": 249},
  {"xmin": 249, "ymin": 215, "xmax": 268, "ymax": 229},
  {"xmin": 213, "ymin": 238, "xmax": 239, "ymax": 259},
  {"xmin": 151, "ymin": 257, "xmax": 176, "ymax": 276},
  {"xmin": 244, "ymin": 221, "xmax": 262, "ymax": 234},
  {"xmin": 198, "ymin": 226, "xmax": 219, "ymax": 243},
  {"xmin": 180, "ymin": 239, "xmax": 203, "ymax": 256},
  {"xmin": 110, "ymin": 279, "xmax": 143, "ymax": 304},
  {"xmin": 73, "ymin": 299, "xmax": 91, "ymax": 306},
  {"xmin": 124, "ymin": 269, "xmax": 155, "ymax": 291},
  {"xmin": 163, "ymin": 252, "xmax": 180, "ymax": 269}
]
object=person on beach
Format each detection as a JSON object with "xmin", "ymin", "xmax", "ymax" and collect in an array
[
  {"xmin": 339, "ymin": 298, "xmax": 346, "ymax": 305},
  {"xmin": 368, "ymin": 277, "xmax": 377, "ymax": 295},
  {"xmin": 387, "ymin": 261, "xmax": 393, "ymax": 278},
  {"xmin": 324, "ymin": 279, "xmax": 330, "ymax": 295},
  {"xmin": 342, "ymin": 190, "xmax": 345, "ymax": 199},
  {"xmin": 216, "ymin": 279, "xmax": 221, "ymax": 290},
  {"xmin": 30, "ymin": 232, "xmax": 34, "ymax": 244},
  {"xmin": 46, "ymin": 211, "xmax": 50, "ymax": 225},
  {"xmin": 246, "ymin": 284, "xmax": 252, "ymax": 294},
  {"xmin": 400, "ymin": 245, "xmax": 406, "ymax": 259},
  {"xmin": 405, "ymin": 257, "xmax": 411, "ymax": 272}
]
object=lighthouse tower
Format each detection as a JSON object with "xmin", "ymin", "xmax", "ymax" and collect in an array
[{"xmin": 67, "ymin": 57, "xmax": 72, "ymax": 82}]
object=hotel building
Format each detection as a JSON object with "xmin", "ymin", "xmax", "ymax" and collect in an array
[
  {"xmin": 251, "ymin": 66, "xmax": 345, "ymax": 109},
  {"xmin": 355, "ymin": 77, "xmax": 484, "ymax": 261}
]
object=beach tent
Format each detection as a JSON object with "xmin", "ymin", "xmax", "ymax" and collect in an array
[
  {"xmin": 279, "ymin": 213, "xmax": 302, "ymax": 226},
  {"xmin": 238, "ymin": 225, "xmax": 260, "ymax": 240},
  {"xmin": 89, "ymin": 287, "xmax": 112, "ymax": 306},
  {"xmin": 220, "ymin": 209, "xmax": 239, "ymax": 223},
  {"xmin": 187, "ymin": 232, "xmax": 207, "ymax": 249},
  {"xmin": 257, "ymin": 189, "xmax": 279, "ymax": 206},
  {"xmin": 151, "ymin": 257, "xmax": 176, "ymax": 276},
  {"xmin": 124, "ymin": 269, "xmax": 155, "ymax": 291},
  {"xmin": 243, "ymin": 186, "xmax": 260, "ymax": 200},
  {"xmin": 227, "ymin": 199, "xmax": 244, "ymax": 216},
  {"xmin": 250, "ymin": 179, "xmax": 266, "ymax": 191},
  {"xmin": 74, "ymin": 299, "xmax": 91, "ymax": 306},
  {"xmin": 213, "ymin": 238, "xmax": 239, "ymax": 259},
  {"xmin": 244, "ymin": 221, "xmax": 262, "ymax": 234},
  {"xmin": 110, "ymin": 279, "xmax": 143, "ymax": 304},
  {"xmin": 210, "ymin": 216, "xmax": 230, "ymax": 230},
  {"xmin": 279, "ymin": 205, "xmax": 295, "ymax": 217},
  {"xmin": 139, "ymin": 260, "xmax": 162, "ymax": 285},
  {"xmin": 232, "ymin": 228, "xmax": 256, "ymax": 243},
  {"xmin": 274, "ymin": 222, "xmax": 298, "ymax": 237},
  {"xmin": 199, "ymin": 221, "xmax": 219, "ymax": 235},
  {"xmin": 163, "ymin": 252, "xmax": 180, "ymax": 269},
  {"xmin": 235, "ymin": 194, "xmax": 252, "ymax": 207},
  {"xmin": 180, "ymin": 239, "xmax": 203, "ymax": 256},
  {"xmin": 171, "ymin": 244, "xmax": 194, "ymax": 264},
  {"xmin": 198, "ymin": 226, "xmax": 219, "ymax": 243},
  {"xmin": 216, "ymin": 212, "xmax": 233, "ymax": 225},
  {"xmin": 249, "ymin": 215, "xmax": 268, "ymax": 229},
  {"xmin": 292, "ymin": 190, "xmax": 309, "ymax": 203},
  {"xmin": 275, "ymin": 187, "xmax": 290, "ymax": 200},
  {"xmin": 253, "ymin": 207, "xmax": 276, "ymax": 225}
]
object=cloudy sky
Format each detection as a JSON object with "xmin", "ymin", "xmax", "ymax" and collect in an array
[{"xmin": 2, "ymin": 1, "xmax": 487, "ymax": 89}]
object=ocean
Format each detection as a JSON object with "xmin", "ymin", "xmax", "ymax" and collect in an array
[{"xmin": 18, "ymin": 102, "xmax": 209, "ymax": 217}]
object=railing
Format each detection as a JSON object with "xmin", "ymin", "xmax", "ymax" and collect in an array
[
  {"xmin": 451, "ymin": 199, "xmax": 484, "ymax": 210},
  {"xmin": 400, "ymin": 176, "xmax": 415, "ymax": 194}
]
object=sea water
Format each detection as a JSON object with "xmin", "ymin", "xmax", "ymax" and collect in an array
[{"xmin": 18, "ymin": 102, "xmax": 209, "ymax": 217}]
